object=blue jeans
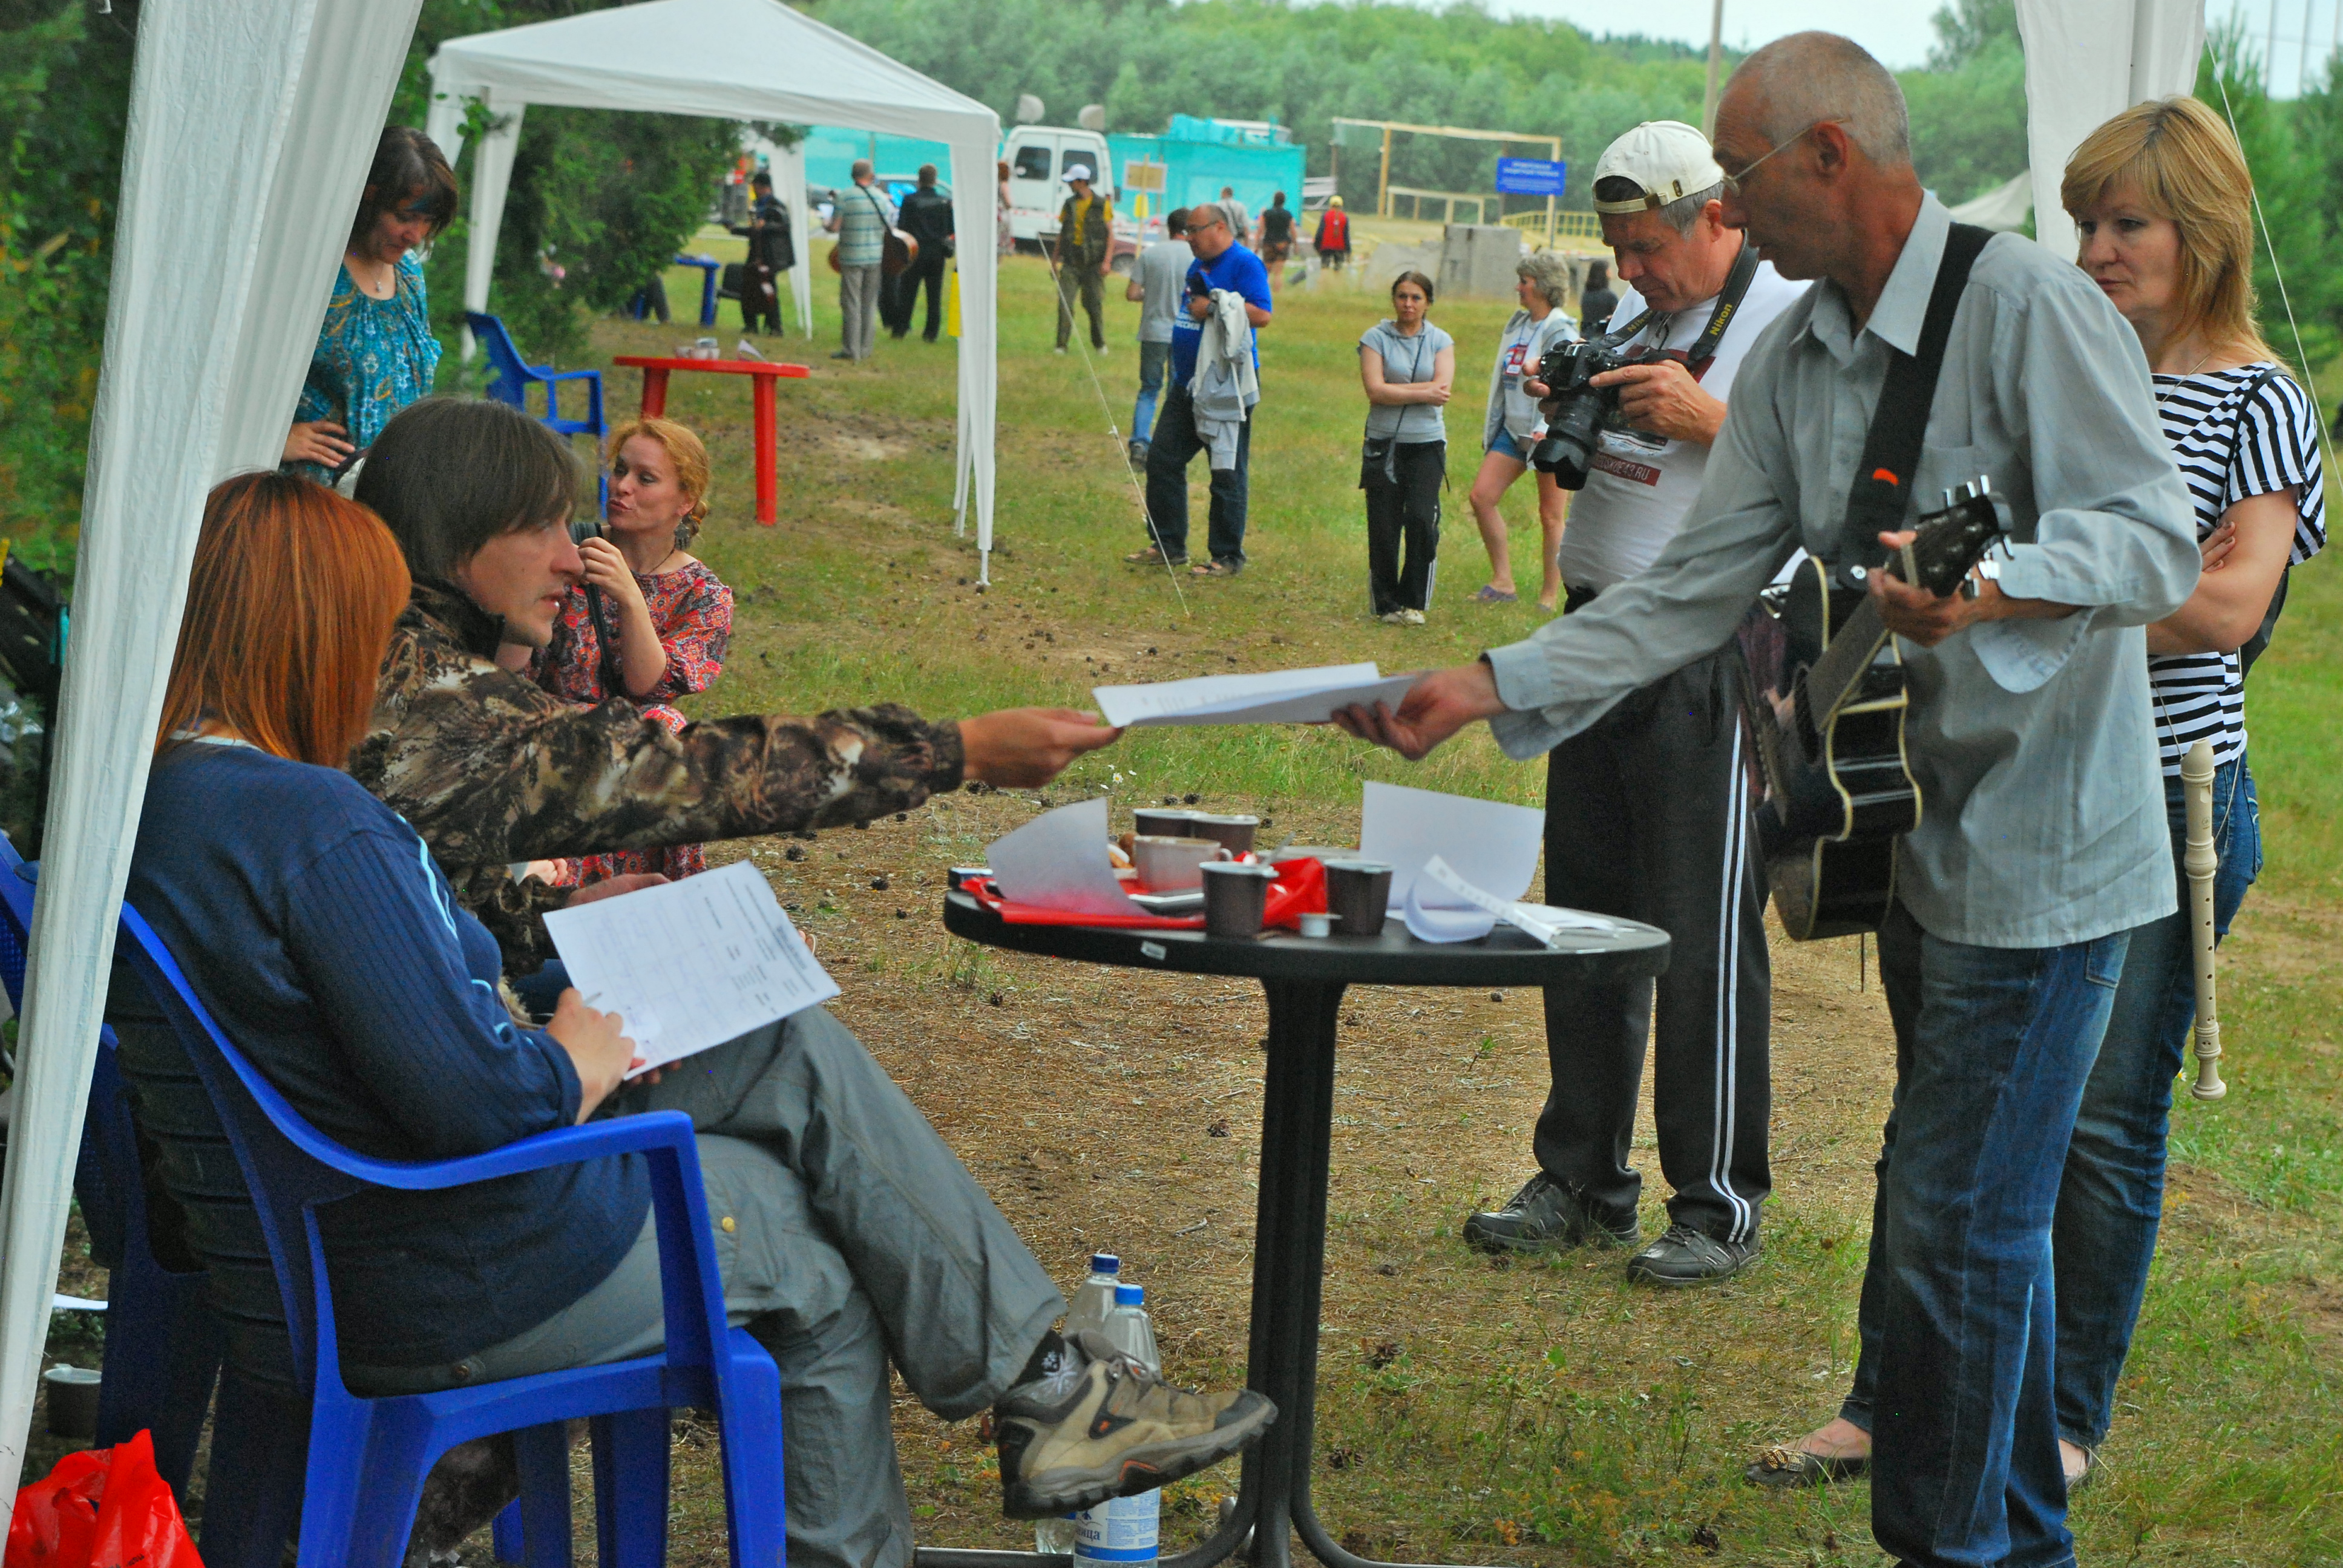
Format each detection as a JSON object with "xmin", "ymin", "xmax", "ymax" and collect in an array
[
  {"xmin": 1849, "ymin": 900, "xmax": 2128, "ymax": 1568},
  {"xmin": 2053, "ymin": 754, "xmax": 2258, "ymax": 1444},
  {"xmin": 1142, "ymin": 382, "xmax": 1251, "ymax": 566},
  {"xmin": 1843, "ymin": 761, "xmax": 2261, "ymax": 1455},
  {"xmin": 1133, "ymin": 339, "xmax": 1170, "ymax": 442}
]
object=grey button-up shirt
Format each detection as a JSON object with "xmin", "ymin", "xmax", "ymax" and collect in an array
[{"xmin": 1484, "ymin": 197, "xmax": 2200, "ymax": 948}]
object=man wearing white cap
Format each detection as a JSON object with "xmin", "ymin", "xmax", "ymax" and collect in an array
[
  {"xmin": 1053, "ymin": 165, "xmax": 1115, "ymax": 354},
  {"xmin": 1454, "ymin": 119, "xmax": 1806, "ymax": 1287}
]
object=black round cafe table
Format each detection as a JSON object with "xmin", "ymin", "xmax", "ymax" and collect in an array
[{"xmin": 922, "ymin": 889, "xmax": 1670, "ymax": 1568}]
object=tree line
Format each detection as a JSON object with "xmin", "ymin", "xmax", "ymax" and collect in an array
[{"xmin": 2, "ymin": 0, "xmax": 2335, "ymax": 549}]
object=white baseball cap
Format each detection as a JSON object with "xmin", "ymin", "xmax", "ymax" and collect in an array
[
  {"xmin": 1063, "ymin": 163, "xmax": 1095, "ymax": 185},
  {"xmin": 1590, "ymin": 120, "xmax": 1726, "ymax": 215}
]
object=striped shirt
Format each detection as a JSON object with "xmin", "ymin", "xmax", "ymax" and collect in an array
[{"xmin": 2147, "ymin": 364, "xmax": 2326, "ymax": 774}]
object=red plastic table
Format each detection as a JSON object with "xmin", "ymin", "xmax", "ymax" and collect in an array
[{"xmin": 612, "ymin": 355, "xmax": 810, "ymax": 526}]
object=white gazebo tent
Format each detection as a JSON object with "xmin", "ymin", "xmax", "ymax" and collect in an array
[
  {"xmin": 422, "ymin": 0, "xmax": 1003, "ymax": 575},
  {"xmin": 0, "ymin": 0, "xmax": 2216, "ymax": 1502}
]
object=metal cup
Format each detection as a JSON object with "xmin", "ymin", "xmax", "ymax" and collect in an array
[
  {"xmin": 1133, "ymin": 807, "xmax": 1199, "ymax": 838},
  {"xmin": 43, "ymin": 1365, "xmax": 100, "ymax": 1440},
  {"xmin": 1132, "ymin": 834, "xmax": 1227, "ymax": 892},
  {"xmin": 1188, "ymin": 813, "xmax": 1260, "ymax": 856},
  {"xmin": 1201, "ymin": 861, "xmax": 1279, "ymax": 938},
  {"xmin": 1322, "ymin": 859, "xmax": 1394, "ymax": 937}
]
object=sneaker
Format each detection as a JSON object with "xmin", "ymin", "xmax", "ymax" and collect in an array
[
  {"xmin": 994, "ymin": 1331, "xmax": 1275, "ymax": 1520},
  {"xmin": 1055, "ymin": 346, "xmax": 1069, "ymax": 355},
  {"xmin": 829, "ymin": 350, "xmax": 853, "ymax": 361},
  {"xmin": 1400, "ymin": 608, "xmax": 1427, "ymax": 626},
  {"xmin": 1377, "ymin": 610, "xmax": 1409, "ymax": 626},
  {"xmin": 1123, "ymin": 545, "xmax": 1187, "ymax": 567},
  {"xmin": 1463, "ymin": 1172, "xmax": 1640, "ymax": 1255},
  {"xmin": 1127, "ymin": 439, "xmax": 1150, "ymax": 466},
  {"xmin": 1625, "ymin": 1223, "xmax": 1760, "ymax": 1287}
]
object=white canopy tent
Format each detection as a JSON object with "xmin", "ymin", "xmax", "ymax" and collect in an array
[
  {"xmin": 0, "ymin": 0, "xmax": 2221, "ymax": 1506},
  {"xmin": 422, "ymin": 0, "xmax": 1002, "ymax": 574},
  {"xmin": 2014, "ymin": 0, "xmax": 2207, "ymax": 261},
  {"xmin": 0, "ymin": 0, "xmax": 428, "ymax": 1496},
  {"xmin": 1947, "ymin": 171, "xmax": 2035, "ymax": 233}
]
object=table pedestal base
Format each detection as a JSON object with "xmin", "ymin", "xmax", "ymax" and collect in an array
[{"xmin": 916, "ymin": 979, "xmax": 1481, "ymax": 1568}]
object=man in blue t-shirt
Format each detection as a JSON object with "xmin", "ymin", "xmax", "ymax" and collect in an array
[{"xmin": 1127, "ymin": 201, "xmax": 1271, "ymax": 575}]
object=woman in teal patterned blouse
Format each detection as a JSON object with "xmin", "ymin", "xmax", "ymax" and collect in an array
[{"xmin": 284, "ymin": 127, "xmax": 458, "ymax": 483}]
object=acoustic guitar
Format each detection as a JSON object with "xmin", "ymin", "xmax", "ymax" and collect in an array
[{"xmin": 1742, "ymin": 478, "xmax": 2005, "ymax": 939}]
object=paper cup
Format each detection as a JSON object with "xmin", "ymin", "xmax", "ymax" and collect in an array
[
  {"xmin": 1323, "ymin": 860, "xmax": 1394, "ymax": 937},
  {"xmin": 1201, "ymin": 861, "xmax": 1279, "ymax": 938}
]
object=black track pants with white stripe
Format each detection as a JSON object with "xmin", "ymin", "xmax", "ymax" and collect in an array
[{"xmin": 1532, "ymin": 644, "xmax": 1772, "ymax": 1244}]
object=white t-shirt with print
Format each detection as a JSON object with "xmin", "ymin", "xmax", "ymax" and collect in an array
[{"xmin": 1556, "ymin": 256, "xmax": 1807, "ymax": 592}]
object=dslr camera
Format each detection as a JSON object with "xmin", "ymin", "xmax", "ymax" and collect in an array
[{"xmin": 1527, "ymin": 331, "xmax": 1672, "ymax": 490}]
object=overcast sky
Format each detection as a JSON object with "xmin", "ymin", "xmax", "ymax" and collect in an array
[
  {"xmin": 1475, "ymin": 0, "xmax": 2341, "ymax": 97},
  {"xmin": 1473, "ymin": 0, "xmax": 1943, "ymax": 71}
]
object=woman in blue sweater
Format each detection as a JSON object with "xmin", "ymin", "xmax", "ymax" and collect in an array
[{"xmin": 125, "ymin": 473, "xmax": 1270, "ymax": 1567}]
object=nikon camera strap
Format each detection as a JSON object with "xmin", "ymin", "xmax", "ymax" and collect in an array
[
  {"xmin": 1600, "ymin": 234, "xmax": 1761, "ymax": 378},
  {"xmin": 1836, "ymin": 221, "xmax": 1994, "ymax": 566}
]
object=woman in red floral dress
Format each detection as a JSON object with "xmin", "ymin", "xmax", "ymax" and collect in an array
[{"xmin": 537, "ymin": 416, "xmax": 733, "ymax": 886}]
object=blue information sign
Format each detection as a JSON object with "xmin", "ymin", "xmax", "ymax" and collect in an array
[{"xmin": 1495, "ymin": 157, "xmax": 1568, "ymax": 197}]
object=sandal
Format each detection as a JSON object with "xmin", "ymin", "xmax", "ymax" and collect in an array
[
  {"xmin": 1743, "ymin": 1443, "xmax": 1870, "ymax": 1489},
  {"xmin": 1471, "ymin": 585, "xmax": 1519, "ymax": 603},
  {"xmin": 1191, "ymin": 559, "xmax": 1243, "ymax": 578},
  {"xmin": 1123, "ymin": 546, "xmax": 1187, "ymax": 567}
]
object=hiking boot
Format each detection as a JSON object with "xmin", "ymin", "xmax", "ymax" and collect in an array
[
  {"xmin": 994, "ymin": 1331, "xmax": 1276, "ymax": 1520},
  {"xmin": 1463, "ymin": 1172, "xmax": 1639, "ymax": 1255},
  {"xmin": 1625, "ymin": 1223, "xmax": 1760, "ymax": 1287}
]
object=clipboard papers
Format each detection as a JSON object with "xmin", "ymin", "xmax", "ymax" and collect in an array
[{"xmin": 542, "ymin": 860, "xmax": 839, "ymax": 1077}]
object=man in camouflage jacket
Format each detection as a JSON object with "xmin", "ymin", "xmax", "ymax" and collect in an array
[{"xmin": 350, "ymin": 580, "xmax": 968, "ymax": 973}]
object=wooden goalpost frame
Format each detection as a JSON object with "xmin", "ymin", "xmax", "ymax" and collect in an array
[{"xmin": 1329, "ymin": 116, "xmax": 1564, "ymax": 248}]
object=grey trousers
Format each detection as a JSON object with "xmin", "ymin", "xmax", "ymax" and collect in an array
[
  {"xmin": 839, "ymin": 264, "xmax": 883, "ymax": 359},
  {"xmin": 356, "ymin": 1007, "xmax": 1064, "ymax": 1568}
]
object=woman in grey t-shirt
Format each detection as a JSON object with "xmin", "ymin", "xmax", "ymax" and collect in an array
[{"xmin": 1358, "ymin": 270, "xmax": 1455, "ymax": 624}]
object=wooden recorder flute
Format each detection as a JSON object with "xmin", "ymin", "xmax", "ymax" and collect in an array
[{"xmin": 2182, "ymin": 739, "xmax": 2225, "ymax": 1101}]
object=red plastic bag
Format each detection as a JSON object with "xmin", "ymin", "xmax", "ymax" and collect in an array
[{"xmin": 6, "ymin": 1431, "xmax": 198, "ymax": 1568}]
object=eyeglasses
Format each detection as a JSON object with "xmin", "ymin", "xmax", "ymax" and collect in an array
[{"xmin": 1719, "ymin": 118, "xmax": 1849, "ymax": 196}]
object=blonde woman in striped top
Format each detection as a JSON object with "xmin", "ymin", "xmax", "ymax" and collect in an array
[{"xmin": 2052, "ymin": 97, "xmax": 2322, "ymax": 1481}]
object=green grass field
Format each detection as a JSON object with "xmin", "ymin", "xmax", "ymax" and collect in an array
[{"xmin": 606, "ymin": 240, "xmax": 2343, "ymax": 1565}]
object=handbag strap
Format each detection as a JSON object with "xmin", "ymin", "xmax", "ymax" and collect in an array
[{"xmin": 1836, "ymin": 221, "xmax": 1993, "ymax": 566}]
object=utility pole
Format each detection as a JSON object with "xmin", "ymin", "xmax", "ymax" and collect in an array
[{"xmin": 1703, "ymin": 0, "xmax": 1726, "ymax": 132}]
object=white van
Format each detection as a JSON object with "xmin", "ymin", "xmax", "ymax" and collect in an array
[{"xmin": 1002, "ymin": 125, "xmax": 1114, "ymax": 249}]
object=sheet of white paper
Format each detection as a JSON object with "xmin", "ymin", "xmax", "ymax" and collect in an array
[
  {"xmin": 1412, "ymin": 855, "xmax": 1642, "ymax": 946},
  {"xmin": 543, "ymin": 860, "xmax": 839, "ymax": 1077},
  {"xmin": 985, "ymin": 797, "xmax": 1150, "ymax": 916},
  {"xmin": 1092, "ymin": 664, "xmax": 1418, "ymax": 727},
  {"xmin": 1403, "ymin": 877, "xmax": 1497, "ymax": 944},
  {"xmin": 1360, "ymin": 781, "xmax": 1545, "ymax": 911}
]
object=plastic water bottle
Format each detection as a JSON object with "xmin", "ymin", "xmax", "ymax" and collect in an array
[
  {"xmin": 1100, "ymin": 1283, "xmax": 1161, "ymax": 1372},
  {"xmin": 1063, "ymin": 1253, "xmax": 1122, "ymax": 1342},
  {"xmin": 1038, "ymin": 1256, "xmax": 1122, "ymax": 1553},
  {"xmin": 1073, "ymin": 1285, "xmax": 1161, "ymax": 1568}
]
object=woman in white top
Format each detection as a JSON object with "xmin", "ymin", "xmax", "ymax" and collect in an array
[
  {"xmin": 1465, "ymin": 252, "xmax": 1577, "ymax": 609},
  {"xmin": 1358, "ymin": 270, "xmax": 1456, "ymax": 625}
]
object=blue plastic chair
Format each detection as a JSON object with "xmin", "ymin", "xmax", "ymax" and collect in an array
[
  {"xmin": 0, "ymin": 843, "xmax": 221, "ymax": 1502},
  {"xmin": 109, "ymin": 898, "xmax": 786, "ymax": 1568},
  {"xmin": 465, "ymin": 312, "xmax": 607, "ymax": 443}
]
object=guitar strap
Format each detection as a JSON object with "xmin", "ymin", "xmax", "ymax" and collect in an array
[{"xmin": 1835, "ymin": 222, "xmax": 1994, "ymax": 569}]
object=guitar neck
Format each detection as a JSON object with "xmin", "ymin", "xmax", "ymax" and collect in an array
[{"xmin": 1804, "ymin": 594, "xmax": 1892, "ymax": 723}]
